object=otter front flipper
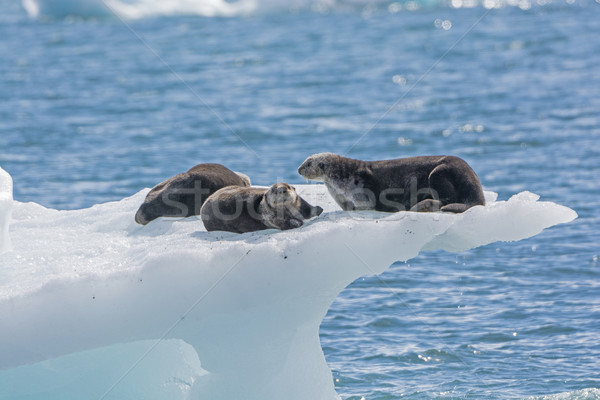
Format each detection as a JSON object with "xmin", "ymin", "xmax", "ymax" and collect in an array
[
  {"xmin": 440, "ymin": 203, "xmax": 469, "ymax": 213},
  {"xmin": 298, "ymin": 197, "xmax": 324, "ymax": 219},
  {"xmin": 410, "ymin": 199, "xmax": 443, "ymax": 212}
]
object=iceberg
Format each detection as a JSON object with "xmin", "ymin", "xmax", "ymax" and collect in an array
[
  {"xmin": 0, "ymin": 167, "xmax": 577, "ymax": 400},
  {"xmin": 22, "ymin": 0, "xmax": 283, "ymax": 19},
  {"xmin": 0, "ymin": 167, "xmax": 13, "ymax": 254}
]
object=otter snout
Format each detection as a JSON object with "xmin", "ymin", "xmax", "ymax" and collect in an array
[
  {"xmin": 275, "ymin": 186, "xmax": 288, "ymax": 195},
  {"xmin": 297, "ymin": 162, "xmax": 311, "ymax": 177},
  {"xmin": 298, "ymin": 159, "xmax": 320, "ymax": 180},
  {"xmin": 266, "ymin": 183, "xmax": 297, "ymax": 208},
  {"xmin": 270, "ymin": 183, "xmax": 292, "ymax": 195}
]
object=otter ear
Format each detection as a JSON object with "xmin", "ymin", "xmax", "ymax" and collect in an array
[{"xmin": 318, "ymin": 162, "xmax": 324, "ymax": 169}]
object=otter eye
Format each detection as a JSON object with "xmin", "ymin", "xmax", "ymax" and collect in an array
[
  {"xmin": 306, "ymin": 161, "xmax": 312, "ymax": 167},
  {"xmin": 318, "ymin": 162, "xmax": 324, "ymax": 169}
]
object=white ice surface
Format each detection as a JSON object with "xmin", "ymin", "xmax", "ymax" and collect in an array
[
  {"xmin": 22, "ymin": 0, "xmax": 321, "ymax": 19},
  {"xmin": 0, "ymin": 171, "xmax": 577, "ymax": 400},
  {"xmin": 0, "ymin": 167, "xmax": 13, "ymax": 254}
]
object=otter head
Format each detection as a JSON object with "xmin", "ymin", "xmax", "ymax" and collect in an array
[
  {"xmin": 265, "ymin": 182, "xmax": 298, "ymax": 209},
  {"xmin": 297, "ymin": 153, "xmax": 340, "ymax": 182}
]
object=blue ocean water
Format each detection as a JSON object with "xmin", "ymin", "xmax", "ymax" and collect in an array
[{"xmin": 1, "ymin": 0, "xmax": 599, "ymax": 399}]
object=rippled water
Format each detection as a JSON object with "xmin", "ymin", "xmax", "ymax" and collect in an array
[{"xmin": 1, "ymin": 0, "xmax": 599, "ymax": 398}]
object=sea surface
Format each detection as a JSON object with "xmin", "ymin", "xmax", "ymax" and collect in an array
[{"xmin": 1, "ymin": 0, "xmax": 599, "ymax": 399}]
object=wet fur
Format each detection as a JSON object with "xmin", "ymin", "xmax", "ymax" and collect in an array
[
  {"xmin": 135, "ymin": 163, "xmax": 250, "ymax": 225},
  {"xmin": 298, "ymin": 153, "xmax": 485, "ymax": 213},
  {"xmin": 200, "ymin": 183, "xmax": 323, "ymax": 234}
]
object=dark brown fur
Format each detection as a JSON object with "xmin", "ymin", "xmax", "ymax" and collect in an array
[
  {"xmin": 135, "ymin": 163, "xmax": 250, "ymax": 225},
  {"xmin": 298, "ymin": 154, "xmax": 485, "ymax": 213},
  {"xmin": 200, "ymin": 183, "xmax": 323, "ymax": 234}
]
